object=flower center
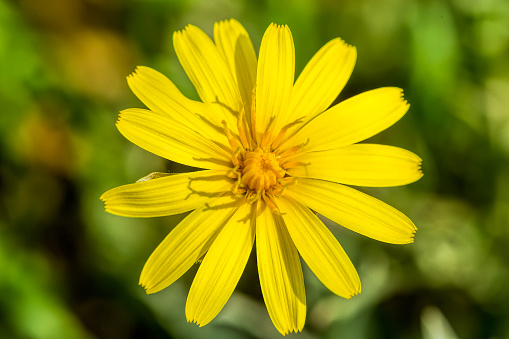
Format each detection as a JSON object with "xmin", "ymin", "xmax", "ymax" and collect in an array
[
  {"xmin": 241, "ymin": 148, "xmax": 285, "ymax": 192},
  {"xmin": 221, "ymin": 89, "xmax": 304, "ymax": 213}
]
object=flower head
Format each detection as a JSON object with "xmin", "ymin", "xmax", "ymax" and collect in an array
[{"xmin": 101, "ymin": 19, "xmax": 422, "ymax": 335}]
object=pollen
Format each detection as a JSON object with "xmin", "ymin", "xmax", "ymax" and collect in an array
[{"xmin": 242, "ymin": 148, "xmax": 285, "ymax": 191}]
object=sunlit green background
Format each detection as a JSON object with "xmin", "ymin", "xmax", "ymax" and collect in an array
[{"xmin": 2, "ymin": 0, "xmax": 509, "ymax": 338}]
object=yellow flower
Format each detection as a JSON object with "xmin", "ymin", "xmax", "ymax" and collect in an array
[{"xmin": 101, "ymin": 19, "xmax": 422, "ymax": 335}]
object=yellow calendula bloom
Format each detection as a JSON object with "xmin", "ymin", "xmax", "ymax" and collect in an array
[{"xmin": 101, "ymin": 19, "xmax": 422, "ymax": 335}]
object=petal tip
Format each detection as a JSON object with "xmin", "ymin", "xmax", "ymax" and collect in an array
[
  {"xmin": 345, "ymin": 293, "xmax": 357, "ymax": 300},
  {"xmin": 345, "ymin": 283, "xmax": 362, "ymax": 299},
  {"xmin": 186, "ymin": 316, "xmax": 197, "ymax": 325},
  {"xmin": 228, "ymin": 18, "xmax": 240, "ymax": 26},
  {"xmin": 407, "ymin": 229, "xmax": 417, "ymax": 243},
  {"xmin": 219, "ymin": 18, "xmax": 239, "ymax": 26},
  {"xmin": 114, "ymin": 116, "xmax": 122, "ymax": 127},
  {"xmin": 417, "ymin": 169, "xmax": 424, "ymax": 181},
  {"xmin": 99, "ymin": 191, "xmax": 107, "ymax": 201},
  {"xmin": 139, "ymin": 273, "xmax": 159, "ymax": 294},
  {"xmin": 332, "ymin": 37, "xmax": 356, "ymax": 51},
  {"xmin": 186, "ymin": 315, "xmax": 206, "ymax": 327},
  {"xmin": 182, "ymin": 24, "xmax": 200, "ymax": 35},
  {"xmin": 139, "ymin": 280, "xmax": 152, "ymax": 294},
  {"xmin": 278, "ymin": 326, "xmax": 304, "ymax": 336},
  {"xmin": 141, "ymin": 284, "xmax": 160, "ymax": 295}
]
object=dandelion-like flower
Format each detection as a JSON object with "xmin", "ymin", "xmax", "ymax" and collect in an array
[{"xmin": 101, "ymin": 19, "xmax": 422, "ymax": 335}]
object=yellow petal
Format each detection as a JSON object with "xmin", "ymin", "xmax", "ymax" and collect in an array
[
  {"xmin": 116, "ymin": 108, "xmax": 231, "ymax": 170},
  {"xmin": 256, "ymin": 203, "xmax": 306, "ymax": 335},
  {"xmin": 186, "ymin": 203, "xmax": 255, "ymax": 326},
  {"xmin": 100, "ymin": 170, "xmax": 232, "ymax": 217},
  {"xmin": 139, "ymin": 193, "xmax": 243, "ymax": 294},
  {"xmin": 277, "ymin": 196, "xmax": 361, "ymax": 299},
  {"xmin": 288, "ymin": 144, "xmax": 423, "ymax": 187},
  {"xmin": 214, "ymin": 19, "xmax": 257, "ymax": 115},
  {"xmin": 285, "ymin": 38, "xmax": 356, "ymax": 138},
  {"xmin": 127, "ymin": 66, "xmax": 227, "ymax": 146},
  {"xmin": 286, "ymin": 87, "xmax": 409, "ymax": 152},
  {"xmin": 255, "ymin": 24, "xmax": 294, "ymax": 144},
  {"xmin": 286, "ymin": 178, "xmax": 417, "ymax": 244},
  {"xmin": 173, "ymin": 25, "xmax": 242, "ymax": 128}
]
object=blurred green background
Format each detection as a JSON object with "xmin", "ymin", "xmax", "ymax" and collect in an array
[{"xmin": 1, "ymin": 0, "xmax": 509, "ymax": 338}]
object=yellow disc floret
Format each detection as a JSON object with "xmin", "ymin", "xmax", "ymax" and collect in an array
[{"xmin": 242, "ymin": 148, "xmax": 286, "ymax": 191}]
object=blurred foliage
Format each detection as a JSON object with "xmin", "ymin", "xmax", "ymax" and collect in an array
[{"xmin": 1, "ymin": 0, "xmax": 509, "ymax": 338}]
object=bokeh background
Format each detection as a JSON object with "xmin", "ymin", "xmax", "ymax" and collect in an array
[{"xmin": 1, "ymin": 0, "xmax": 509, "ymax": 338}]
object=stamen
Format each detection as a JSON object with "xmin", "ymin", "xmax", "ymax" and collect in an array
[
  {"xmin": 260, "ymin": 119, "xmax": 274, "ymax": 152},
  {"xmin": 271, "ymin": 118, "xmax": 304, "ymax": 150},
  {"xmin": 268, "ymin": 181, "xmax": 283, "ymax": 196},
  {"xmin": 222, "ymin": 87, "xmax": 303, "ymax": 213},
  {"xmin": 228, "ymin": 165, "xmax": 244, "ymax": 195},
  {"xmin": 277, "ymin": 177, "xmax": 298, "ymax": 196},
  {"xmin": 227, "ymin": 165, "xmax": 241, "ymax": 179},
  {"xmin": 237, "ymin": 107, "xmax": 251, "ymax": 150},
  {"xmin": 278, "ymin": 145, "xmax": 303, "ymax": 160},
  {"xmin": 232, "ymin": 146, "xmax": 243, "ymax": 158},
  {"xmin": 246, "ymin": 190, "xmax": 261, "ymax": 204},
  {"xmin": 222, "ymin": 120, "xmax": 238, "ymax": 151},
  {"xmin": 261, "ymin": 131, "xmax": 271, "ymax": 151},
  {"xmin": 262, "ymin": 192, "xmax": 281, "ymax": 215},
  {"xmin": 282, "ymin": 161, "xmax": 304, "ymax": 169},
  {"xmin": 231, "ymin": 181, "xmax": 246, "ymax": 195},
  {"xmin": 243, "ymin": 110, "xmax": 255, "ymax": 150}
]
